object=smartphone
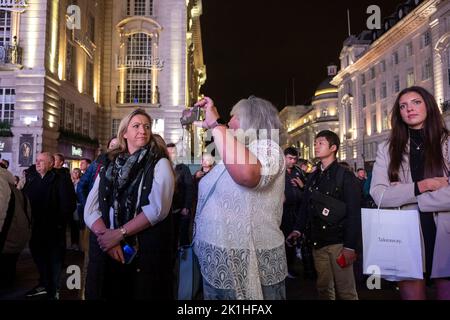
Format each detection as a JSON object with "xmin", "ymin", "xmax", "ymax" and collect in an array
[
  {"xmin": 122, "ymin": 244, "xmax": 137, "ymax": 264},
  {"xmin": 336, "ymin": 254, "xmax": 346, "ymax": 268}
]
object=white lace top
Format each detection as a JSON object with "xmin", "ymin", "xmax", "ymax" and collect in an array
[{"xmin": 193, "ymin": 139, "xmax": 287, "ymax": 299}]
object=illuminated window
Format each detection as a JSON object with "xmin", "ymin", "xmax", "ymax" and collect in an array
[
  {"xmin": 128, "ymin": 0, "xmax": 153, "ymax": 16},
  {"xmin": 406, "ymin": 68, "xmax": 415, "ymax": 87},
  {"xmin": 0, "ymin": 88, "xmax": 15, "ymax": 124},
  {"xmin": 126, "ymin": 33, "xmax": 152, "ymax": 103},
  {"xmin": 406, "ymin": 42, "xmax": 413, "ymax": 57},
  {"xmin": 421, "ymin": 57, "xmax": 432, "ymax": 80},
  {"xmin": 382, "ymin": 106, "xmax": 389, "ymax": 131},
  {"xmin": 393, "ymin": 75, "xmax": 400, "ymax": 93},
  {"xmin": 0, "ymin": 9, "xmax": 11, "ymax": 47},
  {"xmin": 112, "ymin": 119, "xmax": 121, "ymax": 137}
]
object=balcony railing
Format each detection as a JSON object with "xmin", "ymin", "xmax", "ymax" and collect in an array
[
  {"xmin": 116, "ymin": 55, "xmax": 164, "ymax": 71},
  {"xmin": 0, "ymin": 44, "xmax": 23, "ymax": 65},
  {"xmin": 116, "ymin": 88, "xmax": 160, "ymax": 105}
]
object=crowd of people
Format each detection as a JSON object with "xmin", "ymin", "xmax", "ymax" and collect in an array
[{"xmin": 0, "ymin": 85, "xmax": 449, "ymax": 300}]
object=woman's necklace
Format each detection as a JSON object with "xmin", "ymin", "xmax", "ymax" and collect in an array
[{"xmin": 410, "ymin": 138, "xmax": 423, "ymax": 150}]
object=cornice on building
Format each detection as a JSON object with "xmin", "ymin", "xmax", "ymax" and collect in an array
[{"xmin": 332, "ymin": 0, "xmax": 440, "ymax": 85}]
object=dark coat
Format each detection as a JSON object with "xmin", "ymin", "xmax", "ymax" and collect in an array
[
  {"xmin": 295, "ymin": 160, "xmax": 361, "ymax": 250},
  {"xmin": 23, "ymin": 168, "xmax": 76, "ymax": 246}
]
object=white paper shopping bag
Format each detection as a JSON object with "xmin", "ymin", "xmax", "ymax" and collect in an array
[{"xmin": 362, "ymin": 207, "xmax": 423, "ymax": 281}]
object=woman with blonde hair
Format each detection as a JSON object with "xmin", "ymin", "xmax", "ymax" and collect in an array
[{"xmin": 84, "ymin": 108, "xmax": 175, "ymax": 300}]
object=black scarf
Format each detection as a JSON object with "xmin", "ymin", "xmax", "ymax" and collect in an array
[{"xmin": 104, "ymin": 146, "xmax": 152, "ymax": 228}]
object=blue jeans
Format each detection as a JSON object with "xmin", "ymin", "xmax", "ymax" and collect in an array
[{"xmin": 203, "ymin": 277, "xmax": 286, "ymax": 300}]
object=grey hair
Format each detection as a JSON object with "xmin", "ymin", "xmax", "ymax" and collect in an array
[{"xmin": 230, "ymin": 96, "xmax": 281, "ymax": 134}]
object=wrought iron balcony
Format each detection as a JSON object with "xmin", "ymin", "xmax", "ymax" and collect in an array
[
  {"xmin": 0, "ymin": 44, "xmax": 23, "ymax": 65},
  {"xmin": 116, "ymin": 88, "xmax": 160, "ymax": 105},
  {"xmin": 116, "ymin": 55, "xmax": 164, "ymax": 71}
]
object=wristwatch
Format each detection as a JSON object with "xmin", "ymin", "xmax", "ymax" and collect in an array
[
  {"xmin": 210, "ymin": 118, "xmax": 226, "ymax": 129},
  {"xmin": 119, "ymin": 226, "xmax": 128, "ymax": 238}
]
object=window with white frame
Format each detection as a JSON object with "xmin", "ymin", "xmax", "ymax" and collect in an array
[
  {"xmin": 370, "ymin": 87, "xmax": 376, "ymax": 103},
  {"xmin": 0, "ymin": 88, "xmax": 15, "ymax": 124},
  {"xmin": 380, "ymin": 60, "xmax": 386, "ymax": 72},
  {"xmin": 346, "ymin": 105, "xmax": 352, "ymax": 131},
  {"xmin": 381, "ymin": 82, "xmax": 387, "ymax": 99},
  {"xmin": 127, "ymin": 0, "xmax": 153, "ymax": 16},
  {"xmin": 421, "ymin": 57, "xmax": 432, "ymax": 80},
  {"xmin": 0, "ymin": 9, "xmax": 11, "ymax": 47},
  {"xmin": 392, "ymin": 51, "xmax": 399, "ymax": 65},
  {"xmin": 370, "ymin": 67, "xmax": 376, "ymax": 80},
  {"xmin": 406, "ymin": 68, "xmax": 415, "ymax": 87},
  {"xmin": 371, "ymin": 112, "xmax": 377, "ymax": 134},
  {"xmin": 361, "ymin": 73, "xmax": 366, "ymax": 85},
  {"xmin": 126, "ymin": 33, "xmax": 152, "ymax": 103},
  {"xmin": 394, "ymin": 75, "xmax": 400, "ymax": 93},
  {"xmin": 382, "ymin": 106, "xmax": 389, "ymax": 131},
  {"xmin": 112, "ymin": 119, "xmax": 121, "ymax": 137},
  {"xmin": 362, "ymin": 93, "xmax": 366, "ymax": 108},
  {"xmin": 406, "ymin": 42, "xmax": 413, "ymax": 57},
  {"xmin": 421, "ymin": 31, "xmax": 431, "ymax": 48}
]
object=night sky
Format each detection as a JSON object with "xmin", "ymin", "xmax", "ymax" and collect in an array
[{"xmin": 200, "ymin": 0, "xmax": 401, "ymax": 119}]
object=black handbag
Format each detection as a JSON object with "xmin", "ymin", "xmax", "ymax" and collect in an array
[{"xmin": 310, "ymin": 165, "xmax": 346, "ymax": 225}]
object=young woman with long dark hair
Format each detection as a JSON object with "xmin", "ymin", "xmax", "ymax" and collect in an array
[{"xmin": 371, "ymin": 86, "xmax": 450, "ymax": 300}]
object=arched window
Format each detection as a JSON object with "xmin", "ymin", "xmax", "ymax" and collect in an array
[{"xmin": 125, "ymin": 33, "xmax": 152, "ymax": 104}]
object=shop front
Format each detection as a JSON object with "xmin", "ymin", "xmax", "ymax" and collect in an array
[
  {"xmin": 0, "ymin": 136, "xmax": 12, "ymax": 165},
  {"xmin": 57, "ymin": 141, "xmax": 97, "ymax": 171}
]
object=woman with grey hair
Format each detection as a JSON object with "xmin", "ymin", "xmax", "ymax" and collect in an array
[{"xmin": 193, "ymin": 96, "xmax": 287, "ymax": 300}]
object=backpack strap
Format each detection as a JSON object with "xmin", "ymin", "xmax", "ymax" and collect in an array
[
  {"xmin": 334, "ymin": 165, "xmax": 346, "ymax": 199},
  {"xmin": 0, "ymin": 185, "xmax": 16, "ymax": 252}
]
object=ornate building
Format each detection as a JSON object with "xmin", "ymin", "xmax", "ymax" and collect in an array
[
  {"xmin": 281, "ymin": 64, "xmax": 339, "ymax": 162},
  {"xmin": 332, "ymin": 0, "xmax": 450, "ymax": 170},
  {"xmin": 0, "ymin": 0, "xmax": 205, "ymax": 174}
]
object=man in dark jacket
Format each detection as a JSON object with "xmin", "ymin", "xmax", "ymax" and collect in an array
[
  {"xmin": 282, "ymin": 147, "xmax": 304, "ymax": 278},
  {"xmin": 288, "ymin": 130, "xmax": 361, "ymax": 300},
  {"xmin": 167, "ymin": 143, "xmax": 194, "ymax": 247},
  {"xmin": 23, "ymin": 152, "xmax": 76, "ymax": 300}
]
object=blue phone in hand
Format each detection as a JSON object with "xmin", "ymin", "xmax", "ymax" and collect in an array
[{"xmin": 122, "ymin": 244, "xmax": 137, "ymax": 264}]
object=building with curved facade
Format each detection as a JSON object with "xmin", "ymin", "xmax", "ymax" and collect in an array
[{"xmin": 0, "ymin": 0, "xmax": 205, "ymax": 174}]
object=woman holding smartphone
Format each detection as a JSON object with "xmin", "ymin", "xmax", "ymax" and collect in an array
[
  {"xmin": 370, "ymin": 86, "xmax": 450, "ymax": 300},
  {"xmin": 84, "ymin": 108, "xmax": 175, "ymax": 300}
]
